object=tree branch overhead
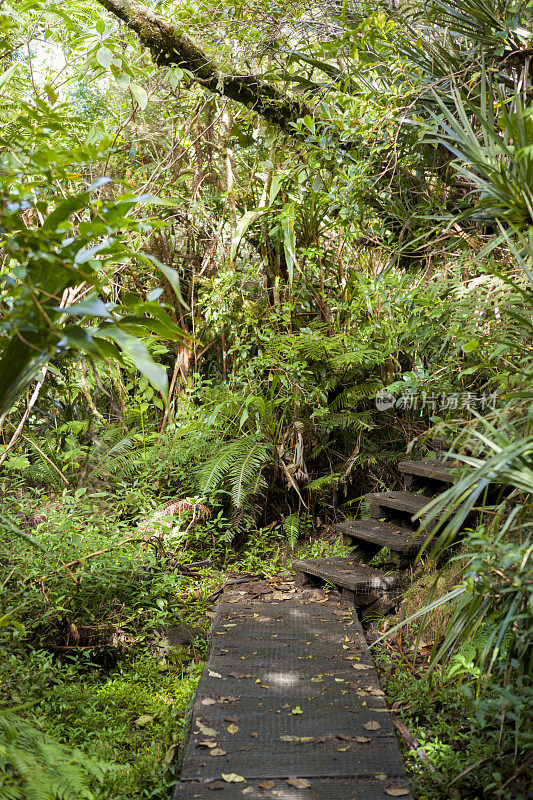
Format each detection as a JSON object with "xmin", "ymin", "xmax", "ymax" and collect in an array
[{"xmin": 96, "ymin": 0, "xmax": 312, "ymax": 132}]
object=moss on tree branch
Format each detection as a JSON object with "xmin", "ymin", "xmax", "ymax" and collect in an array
[{"xmin": 96, "ymin": 0, "xmax": 311, "ymax": 133}]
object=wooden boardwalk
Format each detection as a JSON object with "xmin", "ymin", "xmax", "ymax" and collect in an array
[{"xmin": 173, "ymin": 581, "xmax": 412, "ymax": 799}]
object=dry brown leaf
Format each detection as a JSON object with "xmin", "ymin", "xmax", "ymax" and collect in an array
[
  {"xmin": 385, "ymin": 788, "xmax": 410, "ymax": 796},
  {"xmin": 259, "ymin": 781, "xmax": 275, "ymax": 790},
  {"xmin": 134, "ymin": 714, "xmax": 154, "ymax": 726},
  {"xmin": 222, "ymin": 773, "xmax": 245, "ymax": 783},
  {"xmin": 197, "ymin": 740, "xmax": 217, "ymax": 749},
  {"xmin": 210, "ymin": 748, "xmax": 227, "ymax": 757},
  {"xmin": 163, "ymin": 741, "xmax": 178, "ymax": 764},
  {"xmin": 356, "ymin": 736, "xmax": 371, "ymax": 743},
  {"xmin": 250, "ymin": 732, "xmax": 259, "ymax": 739},
  {"xmin": 287, "ymin": 777, "xmax": 311, "ymax": 788},
  {"xmin": 227, "ymin": 724, "xmax": 239, "ymax": 734},
  {"xmin": 196, "ymin": 722, "xmax": 217, "ymax": 736},
  {"xmin": 200, "ymin": 698, "xmax": 217, "ymax": 706},
  {"xmin": 352, "ymin": 663, "xmax": 372, "ymax": 671},
  {"xmin": 364, "ymin": 720, "xmax": 381, "ymax": 731},
  {"xmin": 280, "ymin": 735, "xmax": 314, "ymax": 743}
]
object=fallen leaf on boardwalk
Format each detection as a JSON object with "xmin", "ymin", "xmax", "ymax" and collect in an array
[
  {"xmin": 336, "ymin": 734, "xmax": 353, "ymax": 741},
  {"xmin": 280, "ymin": 735, "xmax": 314, "ymax": 743},
  {"xmin": 197, "ymin": 740, "xmax": 218, "ymax": 748},
  {"xmin": 364, "ymin": 721, "xmax": 381, "ymax": 731},
  {"xmin": 287, "ymin": 777, "xmax": 311, "ymax": 788},
  {"xmin": 196, "ymin": 722, "xmax": 217, "ymax": 736},
  {"xmin": 222, "ymin": 773, "xmax": 245, "ymax": 783},
  {"xmin": 352, "ymin": 663, "xmax": 372, "ymax": 670},
  {"xmin": 259, "ymin": 780, "xmax": 275, "ymax": 789},
  {"xmin": 134, "ymin": 715, "xmax": 154, "ymax": 726},
  {"xmin": 227, "ymin": 724, "xmax": 239, "ymax": 734},
  {"xmin": 250, "ymin": 732, "xmax": 259, "ymax": 738},
  {"xmin": 223, "ymin": 623, "xmax": 237, "ymax": 628},
  {"xmin": 356, "ymin": 736, "xmax": 371, "ymax": 743},
  {"xmin": 221, "ymin": 696, "xmax": 239, "ymax": 702},
  {"xmin": 242, "ymin": 788, "xmax": 254, "ymax": 795},
  {"xmin": 210, "ymin": 748, "xmax": 227, "ymax": 757},
  {"xmin": 207, "ymin": 781, "xmax": 224, "ymax": 790},
  {"xmin": 385, "ymin": 788, "xmax": 410, "ymax": 796},
  {"xmin": 208, "ymin": 670, "xmax": 222, "ymax": 678},
  {"xmin": 375, "ymin": 772, "xmax": 387, "ymax": 780},
  {"xmin": 229, "ymin": 672, "xmax": 246, "ymax": 679},
  {"xmin": 337, "ymin": 746, "xmax": 349, "ymax": 751},
  {"xmin": 224, "ymin": 715, "xmax": 240, "ymax": 722},
  {"xmin": 201, "ymin": 698, "xmax": 218, "ymax": 706},
  {"xmin": 291, "ymin": 706, "xmax": 303, "ymax": 714},
  {"xmin": 271, "ymin": 592, "xmax": 293, "ymax": 600}
]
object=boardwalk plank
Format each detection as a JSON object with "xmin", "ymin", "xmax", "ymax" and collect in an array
[{"xmin": 174, "ymin": 590, "xmax": 412, "ymax": 800}]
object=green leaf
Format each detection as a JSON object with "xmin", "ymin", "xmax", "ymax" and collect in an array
[
  {"xmin": 230, "ymin": 209, "xmax": 268, "ymax": 261},
  {"xmin": 130, "ymin": 83, "xmax": 148, "ymax": 110},
  {"xmin": 96, "ymin": 46, "xmax": 114, "ymax": 69},
  {"xmin": 281, "ymin": 202, "xmax": 297, "ymax": 285},
  {"xmin": 62, "ymin": 298, "xmax": 114, "ymax": 318},
  {"xmin": 115, "ymin": 72, "xmax": 131, "ymax": 91},
  {"xmin": 103, "ymin": 326, "xmax": 168, "ymax": 396},
  {"xmin": 0, "ymin": 63, "xmax": 18, "ymax": 92}
]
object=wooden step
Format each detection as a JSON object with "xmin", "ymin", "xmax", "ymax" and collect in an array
[
  {"xmin": 292, "ymin": 556, "xmax": 398, "ymax": 607},
  {"xmin": 366, "ymin": 490, "xmax": 433, "ymax": 524},
  {"xmin": 334, "ymin": 519, "xmax": 423, "ymax": 555},
  {"xmin": 398, "ymin": 458, "xmax": 457, "ymax": 485}
]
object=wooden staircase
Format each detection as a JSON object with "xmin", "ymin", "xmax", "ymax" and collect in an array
[{"xmin": 293, "ymin": 458, "xmax": 460, "ymax": 617}]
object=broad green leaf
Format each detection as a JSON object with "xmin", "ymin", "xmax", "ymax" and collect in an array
[
  {"xmin": 0, "ymin": 63, "xmax": 18, "ymax": 91},
  {"xmin": 96, "ymin": 46, "xmax": 114, "ymax": 69},
  {"xmin": 230, "ymin": 209, "xmax": 267, "ymax": 261},
  {"xmin": 131, "ymin": 83, "xmax": 148, "ymax": 110},
  {"xmin": 61, "ymin": 298, "xmax": 114, "ymax": 318},
  {"xmin": 115, "ymin": 71, "xmax": 131, "ymax": 91},
  {"xmin": 269, "ymin": 174, "xmax": 283, "ymax": 205},
  {"xmin": 103, "ymin": 326, "xmax": 168, "ymax": 396}
]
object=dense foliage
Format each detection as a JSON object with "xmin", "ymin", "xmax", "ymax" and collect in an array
[{"xmin": 0, "ymin": 0, "xmax": 531, "ymax": 798}]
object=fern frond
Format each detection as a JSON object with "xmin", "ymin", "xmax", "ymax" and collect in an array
[
  {"xmin": 197, "ymin": 442, "xmax": 236, "ymax": 494},
  {"xmin": 228, "ymin": 439, "xmax": 271, "ymax": 507},
  {"xmin": 0, "ymin": 712, "xmax": 112, "ymax": 800}
]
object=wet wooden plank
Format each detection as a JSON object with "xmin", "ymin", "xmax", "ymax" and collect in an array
[
  {"xmin": 334, "ymin": 520, "xmax": 422, "ymax": 555},
  {"xmin": 175, "ymin": 594, "xmax": 412, "ymax": 799},
  {"xmin": 366, "ymin": 491, "xmax": 432, "ymax": 522},
  {"xmin": 292, "ymin": 557, "xmax": 398, "ymax": 594},
  {"xmin": 398, "ymin": 459, "xmax": 457, "ymax": 484}
]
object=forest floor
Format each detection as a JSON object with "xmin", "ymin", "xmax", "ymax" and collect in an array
[{"xmin": 1, "ymin": 484, "xmax": 527, "ymax": 800}]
